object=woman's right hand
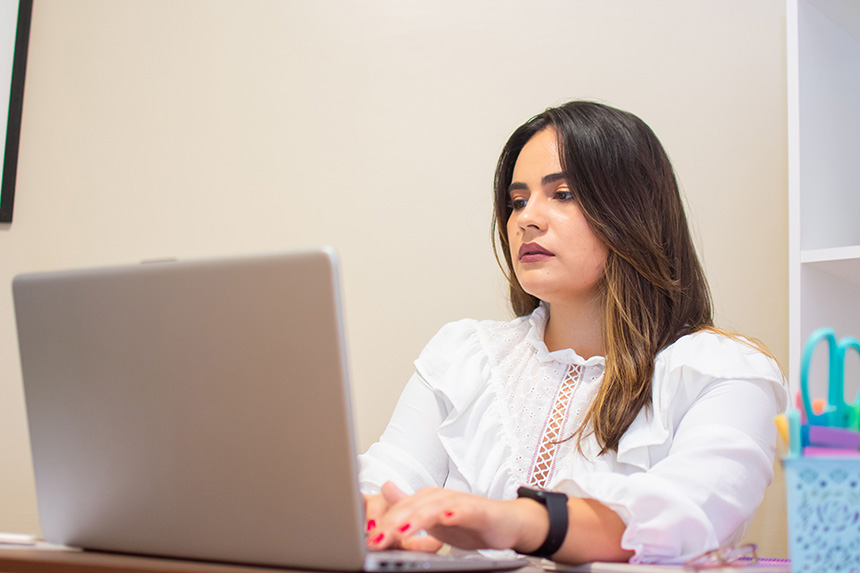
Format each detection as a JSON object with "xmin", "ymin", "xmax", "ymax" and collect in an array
[{"xmin": 364, "ymin": 484, "xmax": 445, "ymax": 553}]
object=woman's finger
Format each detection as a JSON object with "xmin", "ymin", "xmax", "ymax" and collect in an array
[
  {"xmin": 364, "ymin": 493, "xmax": 390, "ymax": 533},
  {"xmin": 400, "ymin": 535, "xmax": 444, "ymax": 553},
  {"xmin": 380, "ymin": 481, "xmax": 409, "ymax": 505}
]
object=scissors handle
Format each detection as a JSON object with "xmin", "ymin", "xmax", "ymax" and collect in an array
[
  {"xmin": 801, "ymin": 327, "xmax": 860, "ymax": 428},
  {"xmin": 839, "ymin": 336, "xmax": 860, "ymax": 429},
  {"xmin": 800, "ymin": 328, "xmax": 839, "ymax": 426}
]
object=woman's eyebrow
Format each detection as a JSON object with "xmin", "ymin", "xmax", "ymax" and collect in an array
[
  {"xmin": 542, "ymin": 172, "xmax": 565, "ymax": 186},
  {"xmin": 508, "ymin": 172, "xmax": 566, "ymax": 194}
]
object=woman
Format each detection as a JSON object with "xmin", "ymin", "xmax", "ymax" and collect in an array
[{"xmin": 358, "ymin": 101, "xmax": 787, "ymax": 564}]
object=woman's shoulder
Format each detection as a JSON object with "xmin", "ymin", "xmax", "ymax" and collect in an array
[
  {"xmin": 614, "ymin": 329, "xmax": 789, "ymax": 469},
  {"xmin": 416, "ymin": 314, "xmax": 533, "ymax": 377},
  {"xmin": 656, "ymin": 329, "xmax": 784, "ymax": 384}
]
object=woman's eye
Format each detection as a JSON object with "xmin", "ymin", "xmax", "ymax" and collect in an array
[
  {"xmin": 555, "ymin": 190, "xmax": 574, "ymax": 201},
  {"xmin": 509, "ymin": 198, "xmax": 527, "ymax": 211}
]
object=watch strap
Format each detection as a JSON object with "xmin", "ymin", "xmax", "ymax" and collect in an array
[{"xmin": 516, "ymin": 486, "xmax": 569, "ymax": 558}]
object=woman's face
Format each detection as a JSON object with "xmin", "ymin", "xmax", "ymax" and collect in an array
[{"xmin": 506, "ymin": 129, "xmax": 608, "ymax": 307}]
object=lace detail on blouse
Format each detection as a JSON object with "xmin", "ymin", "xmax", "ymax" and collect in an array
[
  {"xmin": 529, "ymin": 364, "xmax": 583, "ymax": 487},
  {"xmin": 480, "ymin": 305, "xmax": 606, "ymax": 488}
]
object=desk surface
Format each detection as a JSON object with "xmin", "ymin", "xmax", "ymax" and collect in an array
[
  {"xmin": 0, "ymin": 546, "xmax": 793, "ymax": 573},
  {"xmin": 0, "ymin": 545, "xmax": 545, "ymax": 573}
]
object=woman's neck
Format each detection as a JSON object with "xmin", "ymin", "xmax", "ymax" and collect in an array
[{"xmin": 543, "ymin": 297, "xmax": 604, "ymax": 359}]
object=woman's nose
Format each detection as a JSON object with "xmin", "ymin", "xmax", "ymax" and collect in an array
[{"xmin": 518, "ymin": 196, "xmax": 546, "ymax": 230}]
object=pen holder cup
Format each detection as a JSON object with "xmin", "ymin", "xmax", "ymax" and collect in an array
[{"xmin": 784, "ymin": 457, "xmax": 860, "ymax": 571}]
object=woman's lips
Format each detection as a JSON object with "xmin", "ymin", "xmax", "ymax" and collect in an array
[{"xmin": 518, "ymin": 242, "xmax": 554, "ymax": 263}]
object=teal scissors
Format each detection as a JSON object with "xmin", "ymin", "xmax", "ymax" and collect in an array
[{"xmin": 800, "ymin": 327, "xmax": 860, "ymax": 429}]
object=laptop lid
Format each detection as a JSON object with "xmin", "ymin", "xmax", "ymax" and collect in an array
[{"xmin": 14, "ymin": 248, "xmax": 369, "ymax": 570}]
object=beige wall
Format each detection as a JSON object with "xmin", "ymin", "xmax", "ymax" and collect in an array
[{"xmin": 0, "ymin": 0, "xmax": 788, "ymax": 556}]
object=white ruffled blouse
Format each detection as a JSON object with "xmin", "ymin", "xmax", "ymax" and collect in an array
[{"xmin": 358, "ymin": 304, "xmax": 788, "ymax": 564}]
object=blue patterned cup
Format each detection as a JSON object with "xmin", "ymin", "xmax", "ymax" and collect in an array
[{"xmin": 784, "ymin": 457, "xmax": 860, "ymax": 571}]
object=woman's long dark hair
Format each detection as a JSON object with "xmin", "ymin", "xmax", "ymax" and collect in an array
[{"xmin": 492, "ymin": 101, "xmax": 714, "ymax": 454}]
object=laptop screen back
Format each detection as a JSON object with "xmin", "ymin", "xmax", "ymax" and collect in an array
[{"xmin": 14, "ymin": 248, "xmax": 367, "ymax": 570}]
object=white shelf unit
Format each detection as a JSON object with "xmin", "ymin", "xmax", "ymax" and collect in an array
[{"xmin": 788, "ymin": 0, "xmax": 860, "ymax": 402}]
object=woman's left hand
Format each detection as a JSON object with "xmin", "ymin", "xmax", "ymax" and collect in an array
[{"xmin": 366, "ymin": 482, "xmax": 548, "ymax": 554}]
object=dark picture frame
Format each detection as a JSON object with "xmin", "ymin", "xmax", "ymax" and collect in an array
[{"xmin": 0, "ymin": 0, "xmax": 33, "ymax": 223}]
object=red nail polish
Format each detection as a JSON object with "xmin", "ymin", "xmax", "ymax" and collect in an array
[
  {"xmin": 371, "ymin": 533, "xmax": 385, "ymax": 544},
  {"xmin": 398, "ymin": 523, "xmax": 411, "ymax": 532},
  {"xmin": 367, "ymin": 519, "xmax": 376, "ymax": 532}
]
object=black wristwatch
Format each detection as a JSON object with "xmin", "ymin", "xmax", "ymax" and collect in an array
[{"xmin": 516, "ymin": 486, "xmax": 569, "ymax": 558}]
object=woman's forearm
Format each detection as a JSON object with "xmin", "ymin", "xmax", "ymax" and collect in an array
[
  {"xmin": 366, "ymin": 483, "xmax": 633, "ymax": 564},
  {"xmin": 512, "ymin": 497, "xmax": 634, "ymax": 564}
]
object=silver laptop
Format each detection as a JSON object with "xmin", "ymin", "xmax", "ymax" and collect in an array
[{"xmin": 13, "ymin": 248, "xmax": 526, "ymax": 572}]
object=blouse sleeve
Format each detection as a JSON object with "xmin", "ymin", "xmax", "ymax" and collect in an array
[
  {"xmin": 556, "ymin": 333, "xmax": 789, "ymax": 564},
  {"xmin": 357, "ymin": 319, "xmax": 484, "ymax": 495}
]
